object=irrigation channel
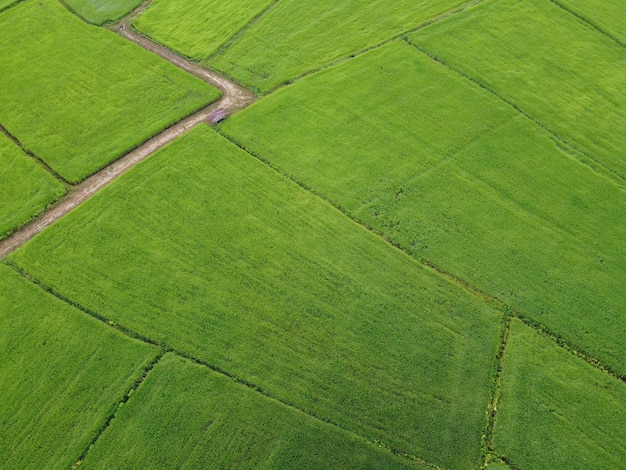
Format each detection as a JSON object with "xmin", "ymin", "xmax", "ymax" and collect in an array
[{"xmin": 0, "ymin": 11, "xmax": 255, "ymax": 258}]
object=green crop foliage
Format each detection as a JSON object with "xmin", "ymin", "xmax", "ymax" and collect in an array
[
  {"xmin": 557, "ymin": 0, "xmax": 626, "ymax": 45},
  {"xmin": 410, "ymin": 0, "xmax": 626, "ymax": 180},
  {"xmin": 0, "ymin": 133, "xmax": 66, "ymax": 239},
  {"xmin": 133, "ymin": 0, "xmax": 272, "ymax": 60},
  {"xmin": 221, "ymin": 41, "xmax": 626, "ymax": 374},
  {"xmin": 209, "ymin": 0, "xmax": 466, "ymax": 92},
  {"xmin": 0, "ymin": 264, "xmax": 158, "ymax": 469},
  {"xmin": 12, "ymin": 126, "xmax": 502, "ymax": 469},
  {"xmin": 0, "ymin": 0, "xmax": 219, "ymax": 183},
  {"xmin": 62, "ymin": 0, "xmax": 143, "ymax": 24},
  {"xmin": 83, "ymin": 354, "xmax": 427, "ymax": 469},
  {"xmin": 493, "ymin": 320, "xmax": 626, "ymax": 469}
]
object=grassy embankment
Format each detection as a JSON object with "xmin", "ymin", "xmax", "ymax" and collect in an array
[
  {"xmin": 0, "ymin": 264, "xmax": 158, "ymax": 468},
  {"xmin": 82, "ymin": 354, "xmax": 427, "ymax": 469},
  {"xmin": 493, "ymin": 320, "xmax": 626, "ymax": 469},
  {"xmin": 134, "ymin": 0, "xmax": 468, "ymax": 93},
  {"xmin": 220, "ymin": 40, "xmax": 626, "ymax": 375},
  {"xmin": 0, "ymin": 0, "xmax": 218, "ymax": 183},
  {"xmin": 410, "ymin": 0, "xmax": 626, "ymax": 181},
  {"xmin": 61, "ymin": 0, "xmax": 143, "ymax": 24},
  {"xmin": 11, "ymin": 126, "xmax": 502, "ymax": 470},
  {"xmin": 0, "ymin": 133, "xmax": 66, "ymax": 239},
  {"xmin": 133, "ymin": 0, "xmax": 273, "ymax": 61}
]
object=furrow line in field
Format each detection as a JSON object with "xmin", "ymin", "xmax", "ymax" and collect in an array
[
  {"xmin": 404, "ymin": 39, "xmax": 626, "ymax": 189},
  {"xmin": 217, "ymin": 129, "xmax": 626, "ymax": 384},
  {"xmin": 481, "ymin": 314, "xmax": 513, "ymax": 468},
  {"xmin": 548, "ymin": 0, "xmax": 626, "ymax": 50},
  {"xmin": 0, "ymin": 123, "xmax": 69, "ymax": 186},
  {"xmin": 208, "ymin": 0, "xmax": 280, "ymax": 62},
  {"xmin": 263, "ymin": 0, "xmax": 487, "ymax": 95},
  {"xmin": 0, "ymin": 0, "xmax": 25, "ymax": 14},
  {"xmin": 71, "ymin": 350, "xmax": 166, "ymax": 469},
  {"xmin": 5, "ymin": 260, "xmax": 445, "ymax": 469}
]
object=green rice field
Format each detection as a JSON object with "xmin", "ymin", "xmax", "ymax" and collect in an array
[
  {"xmin": 0, "ymin": 133, "xmax": 66, "ymax": 239},
  {"xmin": 82, "ymin": 353, "xmax": 426, "ymax": 469},
  {"xmin": 0, "ymin": 264, "xmax": 158, "ymax": 468},
  {"xmin": 133, "ymin": 0, "xmax": 273, "ymax": 60},
  {"xmin": 62, "ymin": 0, "xmax": 143, "ymax": 24},
  {"xmin": 2, "ymin": 0, "xmax": 625, "ymax": 467},
  {"xmin": 221, "ymin": 41, "xmax": 626, "ymax": 374},
  {"xmin": 0, "ymin": 0, "xmax": 218, "ymax": 182},
  {"xmin": 493, "ymin": 320, "xmax": 626, "ymax": 469},
  {"xmin": 11, "ymin": 126, "xmax": 502, "ymax": 469}
]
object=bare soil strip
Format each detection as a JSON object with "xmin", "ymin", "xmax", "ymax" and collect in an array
[{"xmin": 0, "ymin": 13, "xmax": 255, "ymax": 258}]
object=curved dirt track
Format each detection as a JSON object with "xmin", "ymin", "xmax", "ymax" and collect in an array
[{"xmin": 0, "ymin": 9, "xmax": 255, "ymax": 258}]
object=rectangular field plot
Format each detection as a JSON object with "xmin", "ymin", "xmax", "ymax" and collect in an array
[
  {"xmin": 209, "ymin": 0, "xmax": 466, "ymax": 92},
  {"xmin": 63, "ymin": 0, "xmax": 144, "ymax": 24},
  {"xmin": 0, "ymin": 0, "xmax": 218, "ymax": 183},
  {"xmin": 11, "ymin": 126, "xmax": 502, "ymax": 470},
  {"xmin": 82, "ymin": 354, "xmax": 426, "ymax": 469},
  {"xmin": 410, "ymin": 0, "xmax": 626, "ymax": 181},
  {"xmin": 221, "ymin": 41, "xmax": 626, "ymax": 374},
  {"xmin": 493, "ymin": 320, "xmax": 626, "ymax": 469},
  {"xmin": 0, "ymin": 132, "xmax": 66, "ymax": 239},
  {"xmin": 133, "ymin": 0, "xmax": 273, "ymax": 60},
  {"xmin": 0, "ymin": 264, "xmax": 158, "ymax": 469}
]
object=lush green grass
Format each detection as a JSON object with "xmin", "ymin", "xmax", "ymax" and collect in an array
[
  {"xmin": 410, "ymin": 0, "xmax": 626, "ymax": 180},
  {"xmin": 12, "ymin": 125, "xmax": 502, "ymax": 469},
  {"xmin": 83, "ymin": 354, "xmax": 427, "ymax": 469},
  {"xmin": 0, "ymin": 0, "xmax": 18, "ymax": 11},
  {"xmin": 0, "ymin": 263, "xmax": 158, "ymax": 469},
  {"xmin": 62, "ymin": 0, "xmax": 143, "ymax": 24},
  {"xmin": 133, "ymin": 0, "xmax": 272, "ymax": 60},
  {"xmin": 493, "ymin": 320, "xmax": 626, "ymax": 469},
  {"xmin": 221, "ymin": 41, "xmax": 626, "ymax": 374},
  {"xmin": 0, "ymin": 0, "xmax": 218, "ymax": 183},
  {"xmin": 0, "ymin": 133, "xmax": 66, "ymax": 239},
  {"xmin": 558, "ymin": 0, "xmax": 626, "ymax": 44},
  {"xmin": 209, "ymin": 0, "xmax": 466, "ymax": 92}
]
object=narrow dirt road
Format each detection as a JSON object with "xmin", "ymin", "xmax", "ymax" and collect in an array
[{"xmin": 0, "ymin": 8, "xmax": 255, "ymax": 258}]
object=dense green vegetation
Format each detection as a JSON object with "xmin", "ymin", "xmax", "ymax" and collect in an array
[
  {"xmin": 133, "ymin": 0, "xmax": 272, "ymax": 60},
  {"xmin": 0, "ymin": 133, "xmax": 65, "ymax": 239},
  {"xmin": 558, "ymin": 0, "xmax": 626, "ymax": 44},
  {"xmin": 0, "ymin": 0, "xmax": 218, "ymax": 182},
  {"xmin": 12, "ymin": 126, "xmax": 502, "ymax": 469},
  {"xmin": 0, "ymin": 0, "xmax": 17, "ymax": 11},
  {"xmin": 221, "ymin": 41, "xmax": 626, "ymax": 374},
  {"xmin": 410, "ymin": 0, "xmax": 626, "ymax": 180},
  {"xmin": 0, "ymin": 264, "xmax": 158, "ymax": 469},
  {"xmin": 493, "ymin": 320, "xmax": 626, "ymax": 469},
  {"xmin": 208, "ymin": 0, "xmax": 466, "ymax": 92},
  {"xmin": 83, "ymin": 354, "xmax": 426, "ymax": 469},
  {"xmin": 62, "ymin": 0, "xmax": 142, "ymax": 24}
]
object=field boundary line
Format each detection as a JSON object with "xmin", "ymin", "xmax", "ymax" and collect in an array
[
  {"xmin": 404, "ymin": 39, "xmax": 626, "ymax": 188},
  {"xmin": 259, "ymin": 0, "xmax": 487, "ymax": 95},
  {"xmin": 71, "ymin": 350, "xmax": 166, "ymax": 469},
  {"xmin": 0, "ymin": 123, "xmax": 69, "ymax": 185},
  {"xmin": 208, "ymin": 0, "xmax": 280, "ymax": 62},
  {"xmin": 4, "ymin": 260, "xmax": 446, "ymax": 470},
  {"xmin": 217, "ymin": 129, "xmax": 626, "ymax": 384},
  {"xmin": 549, "ymin": 0, "xmax": 626, "ymax": 50},
  {"xmin": 0, "ymin": 0, "xmax": 26, "ymax": 15}
]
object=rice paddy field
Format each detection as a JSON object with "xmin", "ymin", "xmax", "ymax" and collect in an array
[{"xmin": 2, "ymin": 0, "xmax": 625, "ymax": 468}]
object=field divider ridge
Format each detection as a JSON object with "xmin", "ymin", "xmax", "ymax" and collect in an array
[
  {"xmin": 71, "ymin": 349, "xmax": 167, "ymax": 469},
  {"xmin": 260, "ymin": 0, "xmax": 487, "ymax": 95},
  {"xmin": 404, "ymin": 39, "xmax": 626, "ymax": 188},
  {"xmin": 0, "ymin": 123, "xmax": 69, "ymax": 186},
  {"xmin": 217, "ymin": 129, "xmax": 626, "ymax": 384},
  {"xmin": 0, "ymin": 0, "xmax": 26, "ymax": 15},
  {"xmin": 548, "ymin": 0, "xmax": 626, "ymax": 50},
  {"xmin": 3, "ymin": 260, "xmax": 446, "ymax": 470}
]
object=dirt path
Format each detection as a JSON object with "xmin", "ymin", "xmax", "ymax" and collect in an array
[{"xmin": 0, "ymin": 9, "xmax": 255, "ymax": 258}]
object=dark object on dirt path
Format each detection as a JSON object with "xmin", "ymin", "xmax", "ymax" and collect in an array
[{"xmin": 209, "ymin": 108, "xmax": 228, "ymax": 124}]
